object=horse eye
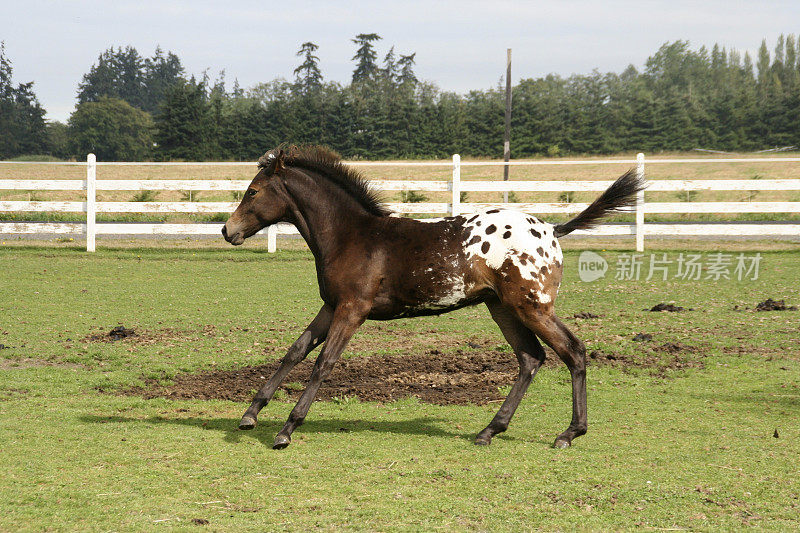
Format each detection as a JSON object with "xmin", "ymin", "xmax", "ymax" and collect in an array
[{"xmin": 247, "ymin": 189, "xmax": 257, "ymax": 197}]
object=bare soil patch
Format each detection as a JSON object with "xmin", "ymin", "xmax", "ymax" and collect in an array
[
  {"xmin": 81, "ymin": 324, "xmax": 217, "ymax": 347},
  {"xmin": 83, "ymin": 326, "xmax": 138, "ymax": 342},
  {"xmin": 590, "ymin": 342, "xmax": 704, "ymax": 377},
  {"xmin": 128, "ymin": 340, "xmax": 706, "ymax": 406}
]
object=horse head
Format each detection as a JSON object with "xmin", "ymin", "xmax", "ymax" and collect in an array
[{"xmin": 222, "ymin": 148, "xmax": 291, "ymax": 245}]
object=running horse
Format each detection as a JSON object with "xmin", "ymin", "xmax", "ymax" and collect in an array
[{"xmin": 222, "ymin": 145, "xmax": 644, "ymax": 449}]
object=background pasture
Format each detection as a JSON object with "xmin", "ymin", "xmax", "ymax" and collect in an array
[
  {"xmin": 3, "ymin": 153, "xmax": 800, "ymax": 228},
  {"xmin": 1, "ymin": 243, "xmax": 798, "ymax": 530}
]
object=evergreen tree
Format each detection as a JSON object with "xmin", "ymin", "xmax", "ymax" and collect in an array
[
  {"xmin": 757, "ymin": 39, "xmax": 771, "ymax": 86},
  {"xmin": 154, "ymin": 78, "xmax": 209, "ymax": 160},
  {"xmin": 77, "ymin": 46, "xmax": 145, "ymax": 108},
  {"xmin": 381, "ymin": 46, "xmax": 398, "ymax": 84},
  {"xmin": 293, "ymin": 42, "xmax": 323, "ymax": 94},
  {"xmin": 77, "ymin": 45, "xmax": 184, "ymax": 114},
  {"xmin": 0, "ymin": 42, "xmax": 48, "ymax": 158},
  {"xmin": 143, "ymin": 34, "xmax": 800, "ymax": 159},
  {"xmin": 783, "ymin": 35, "xmax": 799, "ymax": 91},
  {"xmin": 351, "ymin": 33, "xmax": 381, "ymax": 84},
  {"xmin": 397, "ymin": 53, "xmax": 418, "ymax": 87},
  {"xmin": 774, "ymin": 34, "xmax": 785, "ymax": 72},
  {"xmin": 76, "ymin": 48, "xmax": 120, "ymax": 104},
  {"xmin": 142, "ymin": 47, "xmax": 185, "ymax": 113}
]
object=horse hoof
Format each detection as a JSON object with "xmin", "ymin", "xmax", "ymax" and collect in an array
[
  {"xmin": 238, "ymin": 415, "xmax": 257, "ymax": 430},
  {"xmin": 474, "ymin": 436, "xmax": 492, "ymax": 446},
  {"xmin": 553, "ymin": 437, "xmax": 571, "ymax": 449},
  {"xmin": 273, "ymin": 434, "xmax": 291, "ymax": 449}
]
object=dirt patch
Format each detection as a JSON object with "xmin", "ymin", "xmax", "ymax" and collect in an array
[
  {"xmin": 589, "ymin": 342, "xmax": 704, "ymax": 375},
  {"xmin": 81, "ymin": 325, "xmax": 215, "ymax": 346},
  {"xmin": 755, "ymin": 298, "xmax": 798, "ymax": 311},
  {"xmin": 649, "ymin": 303, "xmax": 690, "ymax": 312},
  {"xmin": 656, "ymin": 341, "xmax": 698, "ymax": 354},
  {"xmin": 129, "ymin": 350, "xmax": 521, "ymax": 406},
  {"xmin": 573, "ymin": 312, "xmax": 600, "ymax": 319},
  {"xmin": 128, "ymin": 340, "xmax": 706, "ymax": 406},
  {"xmin": 632, "ymin": 333, "xmax": 653, "ymax": 342},
  {"xmin": 108, "ymin": 326, "xmax": 136, "ymax": 340},
  {"xmin": 83, "ymin": 325, "xmax": 137, "ymax": 342}
]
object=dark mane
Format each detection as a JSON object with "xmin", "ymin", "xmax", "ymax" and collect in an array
[{"xmin": 259, "ymin": 145, "xmax": 392, "ymax": 217}]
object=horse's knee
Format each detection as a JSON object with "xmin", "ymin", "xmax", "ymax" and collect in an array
[
  {"xmin": 573, "ymin": 336, "xmax": 586, "ymax": 357},
  {"xmin": 516, "ymin": 352, "xmax": 539, "ymax": 374},
  {"xmin": 563, "ymin": 338, "xmax": 586, "ymax": 371},
  {"xmin": 575, "ymin": 345, "xmax": 587, "ymax": 371}
]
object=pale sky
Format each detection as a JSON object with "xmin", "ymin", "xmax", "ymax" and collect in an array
[{"xmin": 2, "ymin": 0, "xmax": 799, "ymax": 122}]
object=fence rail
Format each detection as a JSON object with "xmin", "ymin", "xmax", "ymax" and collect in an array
[{"xmin": 2, "ymin": 153, "xmax": 800, "ymax": 252}]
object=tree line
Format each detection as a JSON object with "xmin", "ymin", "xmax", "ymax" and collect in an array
[
  {"xmin": 2, "ymin": 34, "xmax": 800, "ymax": 161},
  {"xmin": 0, "ymin": 42, "xmax": 48, "ymax": 159}
]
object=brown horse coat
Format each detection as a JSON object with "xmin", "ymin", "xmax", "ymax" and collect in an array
[{"xmin": 222, "ymin": 145, "xmax": 644, "ymax": 449}]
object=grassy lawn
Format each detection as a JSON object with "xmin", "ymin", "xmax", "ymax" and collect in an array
[{"xmin": 1, "ymin": 244, "xmax": 799, "ymax": 531}]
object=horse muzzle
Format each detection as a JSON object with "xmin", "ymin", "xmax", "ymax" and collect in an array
[{"xmin": 221, "ymin": 224, "xmax": 245, "ymax": 246}]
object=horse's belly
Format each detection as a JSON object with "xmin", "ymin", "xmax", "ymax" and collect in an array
[{"xmin": 368, "ymin": 272, "xmax": 490, "ymax": 320}]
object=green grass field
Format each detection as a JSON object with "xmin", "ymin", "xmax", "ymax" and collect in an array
[{"xmin": 1, "ymin": 243, "xmax": 799, "ymax": 531}]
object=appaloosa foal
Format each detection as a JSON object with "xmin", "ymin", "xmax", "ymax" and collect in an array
[{"xmin": 222, "ymin": 145, "xmax": 644, "ymax": 449}]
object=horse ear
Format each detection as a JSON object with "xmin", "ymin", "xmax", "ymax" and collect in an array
[
  {"xmin": 259, "ymin": 148, "xmax": 285, "ymax": 175},
  {"xmin": 274, "ymin": 149, "xmax": 285, "ymax": 173}
]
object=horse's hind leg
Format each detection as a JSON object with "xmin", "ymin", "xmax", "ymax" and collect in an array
[
  {"xmin": 239, "ymin": 304, "xmax": 334, "ymax": 430},
  {"xmin": 475, "ymin": 299, "xmax": 546, "ymax": 445},
  {"xmin": 521, "ymin": 312, "xmax": 587, "ymax": 448}
]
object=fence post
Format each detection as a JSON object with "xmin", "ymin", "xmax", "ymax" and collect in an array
[
  {"xmin": 451, "ymin": 154, "xmax": 461, "ymax": 216},
  {"xmin": 86, "ymin": 153, "xmax": 96, "ymax": 252},
  {"xmin": 635, "ymin": 152, "xmax": 645, "ymax": 252},
  {"xmin": 267, "ymin": 224, "xmax": 277, "ymax": 253}
]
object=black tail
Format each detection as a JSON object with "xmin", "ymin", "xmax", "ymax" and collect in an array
[{"xmin": 553, "ymin": 168, "xmax": 646, "ymax": 238}]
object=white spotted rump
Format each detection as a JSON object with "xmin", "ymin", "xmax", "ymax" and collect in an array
[{"xmin": 462, "ymin": 209, "xmax": 562, "ymax": 303}]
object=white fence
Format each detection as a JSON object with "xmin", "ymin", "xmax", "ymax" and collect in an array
[{"xmin": 2, "ymin": 153, "xmax": 800, "ymax": 252}]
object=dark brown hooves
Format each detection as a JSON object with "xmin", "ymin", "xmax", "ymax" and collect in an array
[
  {"xmin": 273, "ymin": 434, "xmax": 291, "ymax": 449},
  {"xmin": 553, "ymin": 438, "xmax": 571, "ymax": 449},
  {"xmin": 474, "ymin": 434, "xmax": 492, "ymax": 446},
  {"xmin": 238, "ymin": 415, "xmax": 257, "ymax": 430}
]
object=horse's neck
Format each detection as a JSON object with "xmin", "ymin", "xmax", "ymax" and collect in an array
[{"xmin": 284, "ymin": 174, "xmax": 372, "ymax": 262}]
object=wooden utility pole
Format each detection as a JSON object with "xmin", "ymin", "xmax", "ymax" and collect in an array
[{"xmin": 503, "ymin": 48, "xmax": 512, "ymax": 202}]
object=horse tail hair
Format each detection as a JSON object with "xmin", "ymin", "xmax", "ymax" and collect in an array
[{"xmin": 553, "ymin": 168, "xmax": 646, "ymax": 238}]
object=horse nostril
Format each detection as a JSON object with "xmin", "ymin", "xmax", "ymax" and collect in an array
[{"xmin": 221, "ymin": 225, "xmax": 228, "ymax": 238}]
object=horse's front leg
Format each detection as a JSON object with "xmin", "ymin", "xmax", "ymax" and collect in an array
[
  {"xmin": 272, "ymin": 300, "xmax": 369, "ymax": 449},
  {"xmin": 239, "ymin": 304, "xmax": 334, "ymax": 430}
]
